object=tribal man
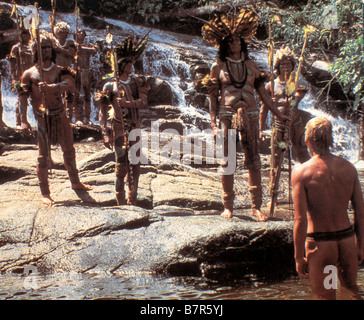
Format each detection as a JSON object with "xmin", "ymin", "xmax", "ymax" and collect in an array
[
  {"xmin": 74, "ymin": 29, "xmax": 98, "ymax": 125},
  {"xmin": 52, "ymin": 21, "xmax": 78, "ymax": 123},
  {"xmin": 202, "ymin": 8, "xmax": 288, "ymax": 221},
  {"xmin": 98, "ymin": 34, "xmax": 149, "ymax": 206},
  {"xmin": 9, "ymin": 27, "xmax": 33, "ymax": 128},
  {"xmin": 259, "ymin": 46, "xmax": 310, "ymax": 209},
  {"xmin": 19, "ymin": 32, "xmax": 92, "ymax": 205}
]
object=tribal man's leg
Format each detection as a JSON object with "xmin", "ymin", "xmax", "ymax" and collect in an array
[
  {"xmin": 59, "ymin": 113, "xmax": 91, "ymax": 190},
  {"xmin": 243, "ymin": 120, "xmax": 267, "ymax": 221},
  {"xmin": 74, "ymin": 94, "xmax": 83, "ymax": 125},
  {"xmin": 65, "ymin": 91, "xmax": 74, "ymax": 123},
  {"xmin": 220, "ymin": 118, "xmax": 235, "ymax": 218},
  {"xmin": 127, "ymin": 164, "xmax": 140, "ymax": 205},
  {"xmin": 0, "ymin": 91, "xmax": 7, "ymax": 127},
  {"xmin": 114, "ymin": 133, "xmax": 128, "ymax": 205},
  {"xmin": 15, "ymin": 99, "xmax": 21, "ymax": 127},
  {"xmin": 36, "ymin": 120, "xmax": 53, "ymax": 204},
  {"xmin": 84, "ymin": 84, "xmax": 92, "ymax": 124},
  {"xmin": 269, "ymin": 130, "xmax": 283, "ymax": 207}
]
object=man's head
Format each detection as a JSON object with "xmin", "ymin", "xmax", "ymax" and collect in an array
[
  {"xmin": 20, "ymin": 29, "xmax": 31, "ymax": 44},
  {"xmin": 75, "ymin": 29, "xmax": 86, "ymax": 43},
  {"xmin": 31, "ymin": 32, "xmax": 56, "ymax": 64},
  {"xmin": 54, "ymin": 21, "xmax": 71, "ymax": 41},
  {"xmin": 274, "ymin": 46, "xmax": 296, "ymax": 76},
  {"xmin": 305, "ymin": 117, "xmax": 333, "ymax": 156},
  {"xmin": 218, "ymin": 35, "xmax": 248, "ymax": 62}
]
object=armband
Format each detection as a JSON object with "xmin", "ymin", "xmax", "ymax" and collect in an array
[
  {"xmin": 201, "ymin": 74, "xmax": 220, "ymax": 96},
  {"xmin": 254, "ymin": 72, "xmax": 275, "ymax": 88},
  {"xmin": 94, "ymin": 90, "xmax": 111, "ymax": 104}
]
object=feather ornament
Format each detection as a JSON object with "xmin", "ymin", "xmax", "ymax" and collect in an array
[{"xmin": 202, "ymin": 8, "xmax": 258, "ymax": 47}]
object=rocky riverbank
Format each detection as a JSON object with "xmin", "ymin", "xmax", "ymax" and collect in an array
[{"xmin": 0, "ymin": 121, "xmax": 302, "ymax": 281}]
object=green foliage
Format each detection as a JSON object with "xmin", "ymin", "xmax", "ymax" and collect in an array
[
  {"xmin": 330, "ymin": 35, "xmax": 364, "ymax": 110},
  {"xmin": 258, "ymin": 0, "xmax": 363, "ymax": 110}
]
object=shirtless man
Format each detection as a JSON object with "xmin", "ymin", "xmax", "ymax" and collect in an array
[
  {"xmin": 292, "ymin": 116, "xmax": 364, "ymax": 299},
  {"xmin": 0, "ymin": 66, "xmax": 6, "ymax": 127},
  {"xmin": 74, "ymin": 29, "xmax": 98, "ymax": 125},
  {"xmin": 52, "ymin": 21, "xmax": 77, "ymax": 123},
  {"xmin": 259, "ymin": 46, "xmax": 310, "ymax": 208},
  {"xmin": 19, "ymin": 33, "xmax": 92, "ymax": 205},
  {"xmin": 202, "ymin": 9, "xmax": 288, "ymax": 221},
  {"xmin": 99, "ymin": 35, "xmax": 149, "ymax": 206},
  {"xmin": 9, "ymin": 28, "xmax": 33, "ymax": 128}
]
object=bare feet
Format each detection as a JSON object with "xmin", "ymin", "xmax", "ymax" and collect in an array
[
  {"xmin": 220, "ymin": 208, "xmax": 233, "ymax": 219},
  {"xmin": 252, "ymin": 208, "xmax": 268, "ymax": 222},
  {"xmin": 72, "ymin": 182, "xmax": 93, "ymax": 191},
  {"xmin": 41, "ymin": 194, "xmax": 55, "ymax": 206}
]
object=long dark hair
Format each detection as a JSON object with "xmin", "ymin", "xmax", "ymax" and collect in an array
[
  {"xmin": 218, "ymin": 36, "xmax": 249, "ymax": 62},
  {"xmin": 32, "ymin": 38, "xmax": 57, "ymax": 64}
]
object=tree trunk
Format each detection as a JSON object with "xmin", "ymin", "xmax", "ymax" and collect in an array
[{"xmin": 145, "ymin": 0, "xmax": 253, "ymax": 20}]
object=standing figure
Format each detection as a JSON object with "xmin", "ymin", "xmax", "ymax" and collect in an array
[
  {"xmin": 74, "ymin": 29, "xmax": 98, "ymax": 125},
  {"xmin": 19, "ymin": 32, "xmax": 92, "ymax": 205},
  {"xmin": 202, "ymin": 8, "xmax": 288, "ymax": 220},
  {"xmin": 292, "ymin": 117, "xmax": 364, "ymax": 300},
  {"xmin": 52, "ymin": 21, "xmax": 78, "ymax": 123},
  {"xmin": 98, "ymin": 35, "xmax": 149, "ymax": 206},
  {"xmin": 0, "ymin": 65, "xmax": 6, "ymax": 127},
  {"xmin": 8, "ymin": 28, "xmax": 33, "ymax": 128},
  {"xmin": 259, "ymin": 46, "xmax": 310, "ymax": 208}
]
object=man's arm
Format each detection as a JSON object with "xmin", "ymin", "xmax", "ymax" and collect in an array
[
  {"xmin": 208, "ymin": 64, "xmax": 220, "ymax": 136},
  {"xmin": 292, "ymin": 165, "xmax": 309, "ymax": 278},
  {"xmin": 19, "ymin": 70, "xmax": 32, "ymax": 135},
  {"xmin": 98, "ymin": 83, "xmax": 113, "ymax": 150},
  {"xmin": 351, "ymin": 170, "xmax": 364, "ymax": 264},
  {"xmin": 39, "ymin": 71, "xmax": 75, "ymax": 95},
  {"xmin": 9, "ymin": 45, "xmax": 19, "ymax": 85},
  {"xmin": 256, "ymin": 83, "xmax": 288, "ymax": 123},
  {"xmin": 121, "ymin": 78, "xmax": 149, "ymax": 109},
  {"xmin": 259, "ymin": 83, "xmax": 271, "ymax": 140}
]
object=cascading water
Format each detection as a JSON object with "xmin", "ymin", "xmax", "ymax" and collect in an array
[{"xmin": 0, "ymin": 7, "xmax": 360, "ymax": 163}]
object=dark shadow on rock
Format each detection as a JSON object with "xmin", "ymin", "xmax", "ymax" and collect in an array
[
  {"xmin": 73, "ymin": 189, "xmax": 98, "ymax": 204},
  {"xmin": 0, "ymin": 166, "xmax": 29, "ymax": 184}
]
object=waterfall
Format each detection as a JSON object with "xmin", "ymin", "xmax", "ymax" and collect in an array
[{"xmin": 1, "ymin": 7, "xmax": 359, "ymax": 163}]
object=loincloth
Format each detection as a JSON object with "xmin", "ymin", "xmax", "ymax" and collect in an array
[
  {"xmin": 35, "ymin": 106, "xmax": 64, "ymax": 146},
  {"xmin": 274, "ymin": 116, "xmax": 303, "ymax": 133},
  {"xmin": 306, "ymin": 226, "xmax": 354, "ymax": 242}
]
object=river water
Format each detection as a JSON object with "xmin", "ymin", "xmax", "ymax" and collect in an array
[{"xmin": 0, "ymin": 268, "xmax": 363, "ymax": 300}]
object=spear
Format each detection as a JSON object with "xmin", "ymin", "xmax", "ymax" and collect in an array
[
  {"xmin": 105, "ymin": 26, "xmax": 127, "ymax": 149},
  {"xmin": 32, "ymin": 3, "xmax": 53, "ymax": 170},
  {"xmin": 49, "ymin": 0, "xmax": 56, "ymax": 35},
  {"xmin": 10, "ymin": 0, "xmax": 24, "ymax": 82},
  {"xmin": 269, "ymin": 25, "xmax": 314, "ymax": 217},
  {"xmin": 74, "ymin": 0, "xmax": 80, "ymax": 91}
]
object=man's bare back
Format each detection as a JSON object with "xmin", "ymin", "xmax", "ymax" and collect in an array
[
  {"xmin": 292, "ymin": 116, "xmax": 364, "ymax": 300},
  {"xmin": 296, "ymin": 154, "xmax": 357, "ymax": 233}
]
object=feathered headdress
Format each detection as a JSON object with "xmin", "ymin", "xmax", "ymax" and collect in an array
[
  {"xmin": 54, "ymin": 21, "xmax": 71, "ymax": 34},
  {"xmin": 273, "ymin": 45, "xmax": 296, "ymax": 74},
  {"xmin": 105, "ymin": 33, "xmax": 149, "ymax": 69},
  {"xmin": 202, "ymin": 8, "xmax": 259, "ymax": 47}
]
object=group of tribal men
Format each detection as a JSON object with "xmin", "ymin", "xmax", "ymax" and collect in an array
[{"xmin": 0, "ymin": 8, "xmax": 363, "ymax": 300}]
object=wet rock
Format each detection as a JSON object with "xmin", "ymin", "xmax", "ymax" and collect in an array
[{"xmin": 0, "ymin": 140, "xmax": 298, "ymax": 279}]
